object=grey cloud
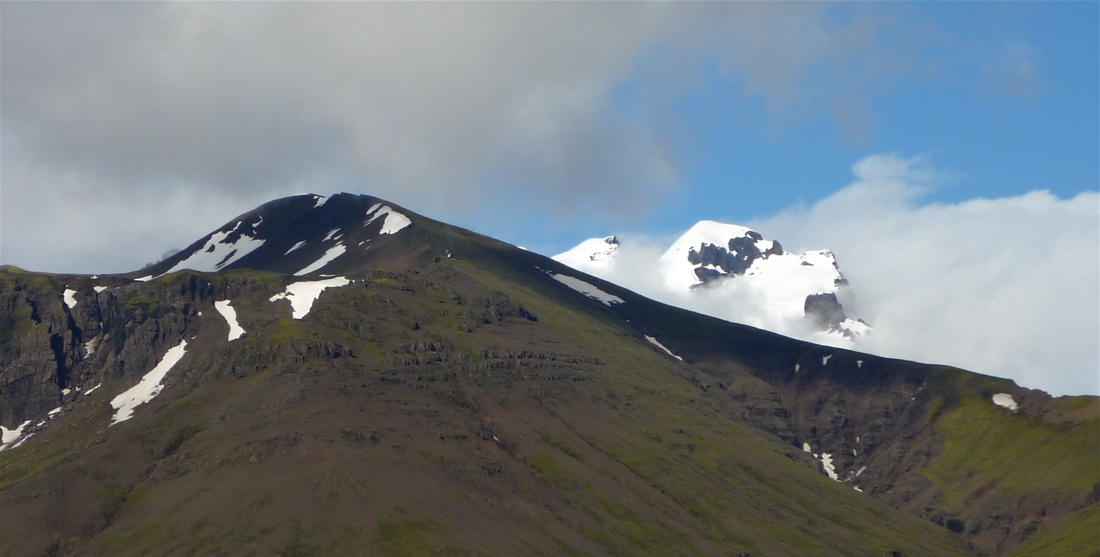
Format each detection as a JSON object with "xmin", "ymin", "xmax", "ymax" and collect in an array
[{"xmin": 2, "ymin": 3, "xmax": 975, "ymax": 273}]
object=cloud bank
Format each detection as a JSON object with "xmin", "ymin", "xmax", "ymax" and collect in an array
[
  {"xmin": 2, "ymin": 3, "xmax": 940, "ymax": 273},
  {"xmin": 573, "ymin": 155, "xmax": 1099, "ymax": 397}
]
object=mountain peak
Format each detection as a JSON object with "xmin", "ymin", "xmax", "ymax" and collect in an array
[
  {"xmin": 554, "ymin": 220, "xmax": 869, "ymax": 344},
  {"xmin": 134, "ymin": 193, "xmax": 419, "ymax": 280},
  {"xmin": 552, "ymin": 235, "xmax": 621, "ymax": 270}
]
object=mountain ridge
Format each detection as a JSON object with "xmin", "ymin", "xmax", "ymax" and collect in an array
[{"xmin": 0, "ymin": 193, "xmax": 1095, "ymax": 556}]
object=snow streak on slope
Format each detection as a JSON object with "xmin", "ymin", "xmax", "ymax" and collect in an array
[
  {"xmin": 214, "ymin": 300, "xmax": 246, "ymax": 341},
  {"xmin": 110, "ymin": 340, "xmax": 188, "ymax": 425},
  {"xmin": 294, "ymin": 243, "xmax": 346, "ymax": 276},
  {"xmin": 645, "ymin": 335, "xmax": 683, "ymax": 361},
  {"xmin": 162, "ymin": 221, "xmax": 265, "ymax": 275},
  {"xmin": 269, "ymin": 277, "xmax": 351, "ymax": 319},
  {"xmin": 550, "ymin": 273, "xmax": 624, "ymax": 306},
  {"xmin": 366, "ymin": 203, "xmax": 412, "ymax": 235}
]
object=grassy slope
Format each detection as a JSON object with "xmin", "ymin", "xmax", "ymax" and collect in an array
[{"xmin": 0, "ymin": 261, "xmax": 972, "ymax": 556}]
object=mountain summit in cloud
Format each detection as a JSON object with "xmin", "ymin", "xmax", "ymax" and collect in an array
[{"xmin": 555, "ymin": 221, "xmax": 870, "ymax": 345}]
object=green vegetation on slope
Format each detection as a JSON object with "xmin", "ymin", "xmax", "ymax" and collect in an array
[{"xmin": 924, "ymin": 391, "xmax": 1100, "ymax": 510}]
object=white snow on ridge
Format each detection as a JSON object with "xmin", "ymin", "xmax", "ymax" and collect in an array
[
  {"xmin": 294, "ymin": 243, "xmax": 347, "ymax": 276},
  {"xmin": 214, "ymin": 300, "xmax": 246, "ymax": 341},
  {"xmin": 645, "ymin": 335, "xmax": 683, "ymax": 361},
  {"xmin": 554, "ymin": 236, "xmax": 620, "ymax": 271},
  {"xmin": 63, "ymin": 288, "xmax": 78, "ymax": 309},
  {"xmin": 110, "ymin": 339, "xmax": 188, "ymax": 425},
  {"xmin": 366, "ymin": 204, "xmax": 412, "ymax": 235},
  {"xmin": 0, "ymin": 420, "xmax": 32, "ymax": 452},
  {"xmin": 163, "ymin": 223, "xmax": 265, "ymax": 275},
  {"xmin": 313, "ymin": 194, "xmax": 329, "ymax": 208},
  {"xmin": 550, "ymin": 274, "xmax": 624, "ymax": 306},
  {"xmin": 94, "ymin": 286, "xmax": 108, "ymax": 293},
  {"xmin": 269, "ymin": 277, "xmax": 351, "ymax": 319},
  {"xmin": 992, "ymin": 393, "xmax": 1019, "ymax": 412}
]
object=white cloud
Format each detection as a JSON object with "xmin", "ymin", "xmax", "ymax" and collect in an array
[
  {"xmin": 754, "ymin": 155, "xmax": 1099, "ymax": 396},
  {"xmin": 562, "ymin": 154, "xmax": 1099, "ymax": 397}
]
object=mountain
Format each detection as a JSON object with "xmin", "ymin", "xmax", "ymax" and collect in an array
[
  {"xmin": 1, "ymin": 193, "xmax": 1096, "ymax": 556},
  {"xmin": 555, "ymin": 222, "xmax": 870, "ymax": 345}
]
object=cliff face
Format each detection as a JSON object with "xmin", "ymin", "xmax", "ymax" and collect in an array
[{"xmin": 0, "ymin": 194, "xmax": 1095, "ymax": 557}]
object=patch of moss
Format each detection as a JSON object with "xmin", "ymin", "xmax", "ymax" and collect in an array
[{"xmin": 268, "ymin": 318, "xmax": 305, "ymax": 343}]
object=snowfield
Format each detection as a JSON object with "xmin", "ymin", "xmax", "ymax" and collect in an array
[
  {"xmin": 550, "ymin": 273, "xmax": 624, "ymax": 306},
  {"xmin": 110, "ymin": 339, "xmax": 189, "ymax": 425},
  {"xmin": 214, "ymin": 300, "xmax": 247, "ymax": 341},
  {"xmin": 269, "ymin": 277, "xmax": 352, "ymax": 319}
]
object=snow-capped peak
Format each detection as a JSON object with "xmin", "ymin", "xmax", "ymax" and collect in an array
[
  {"xmin": 134, "ymin": 193, "xmax": 417, "ymax": 279},
  {"xmin": 553, "ymin": 236, "xmax": 620, "ymax": 270},
  {"xmin": 657, "ymin": 221, "xmax": 784, "ymax": 291},
  {"xmin": 553, "ymin": 220, "xmax": 870, "ymax": 347}
]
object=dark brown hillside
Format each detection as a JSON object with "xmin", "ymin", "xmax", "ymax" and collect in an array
[{"xmin": 1, "ymin": 194, "xmax": 1095, "ymax": 556}]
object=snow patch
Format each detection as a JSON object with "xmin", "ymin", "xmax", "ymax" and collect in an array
[
  {"xmin": 85, "ymin": 383, "xmax": 102, "ymax": 396},
  {"xmin": 94, "ymin": 286, "xmax": 108, "ymax": 293},
  {"xmin": 134, "ymin": 275, "xmax": 153, "ymax": 282},
  {"xmin": 214, "ymin": 300, "xmax": 246, "ymax": 341},
  {"xmin": 856, "ymin": 360, "xmax": 863, "ymax": 368},
  {"xmin": 83, "ymin": 336, "xmax": 100, "ymax": 358},
  {"xmin": 820, "ymin": 453, "xmax": 840, "ymax": 481},
  {"xmin": 550, "ymin": 273, "xmax": 624, "ymax": 306},
  {"xmin": 110, "ymin": 340, "xmax": 188, "ymax": 425},
  {"xmin": 0, "ymin": 420, "xmax": 32, "ymax": 452},
  {"xmin": 822, "ymin": 354, "xmax": 833, "ymax": 365},
  {"xmin": 313, "ymin": 194, "xmax": 329, "ymax": 208},
  {"xmin": 992, "ymin": 393, "xmax": 1019, "ymax": 412},
  {"xmin": 269, "ymin": 277, "xmax": 351, "ymax": 319},
  {"xmin": 294, "ymin": 243, "xmax": 346, "ymax": 276},
  {"xmin": 366, "ymin": 204, "xmax": 412, "ymax": 235},
  {"xmin": 854, "ymin": 486, "xmax": 863, "ymax": 493},
  {"xmin": 644, "ymin": 335, "xmax": 683, "ymax": 361},
  {"xmin": 63, "ymin": 288, "xmax": 78, "ymax": 309},
  {"xmin": 284, "ymin": 240, "xmax": 308, "ymax": 255},
  {"xmin": 161, "ymin": 223, "xmax": 265, "ymax": 275},
  {"xmin": 48, "ymin": 406, "xmax": 62, "ymax": 417},
  {"xmin": 802, "ymin": 442, "xmax": 812, "ymax": 453},
  {"xmin": 322, "ymin": 228, "xmax": 342, "ymax": 242}
]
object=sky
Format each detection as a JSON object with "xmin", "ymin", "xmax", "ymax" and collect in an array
[{"xmin": 2, "ymin": 3, "xmax": 1097, "ymax": 395}]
